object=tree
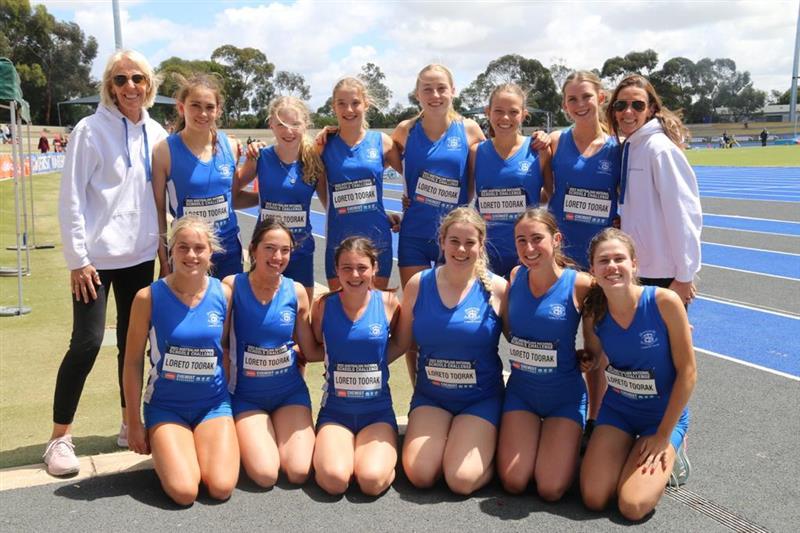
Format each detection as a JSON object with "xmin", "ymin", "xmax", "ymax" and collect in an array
[
  {"xmin": 769, "ymin": 89, "xmax": 799, "ymax": 105},
  {"xmin": 211, "ymin": 45, "xmax": 275, "ymax": 121},
  {"xmin": 460, "ymin": 54, "xmax": 560, "ymax": 121},
  {"xmin": 1, "ymin": 0, "xmax": 97, "ymax": 124},
  {"xmin": 650, "ymin": 57, "xmax": 697, "ymax": 112},
  {"xmin": 273, "ymin": 71, "xmax": 310, "ymax": 101},
  {"xmin": 358, "ymin": 62, "xmax": 392, "ymax": 111},
  {"xmin": 548, "ymin": 57, "xmax": 572, "ymax": 91},
  {"xmin": 600, "ymin": 49, "xmax": 659, "ymax": 86}
]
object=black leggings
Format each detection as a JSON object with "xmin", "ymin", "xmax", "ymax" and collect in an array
[{"xmin": 52, "ymin": 260, "xmax": 154, "ymax": 425}]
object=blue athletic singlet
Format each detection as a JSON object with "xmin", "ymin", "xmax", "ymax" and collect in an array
[
  {"xmin": 256, "ymin": 146, "xmax": 316, "ymax": 257},
  {"xmin": 143, "ymin": 277, "xmax": 228, "ymax": 410},
  {"xmin": 320, "ymin": 290, "xmax": 392, "ymax": 413},
  {"xmin": 412, "ymin": 268, "xmax": 503, "ymax": 402},
  {"xmin": 322, "ymin": 131, "xmax": 390, "ymax": 250},
  {"xmin": 228, "ymin": 273, "xmax": 304, "ymax": 401},
  {"xmin": 507, "ymin": 267, "xmax": 583, "ymax": 387},
  {"xmin": 400, "ymin": 120, "xmax": 470, "ymax": 240},
  {"xmin": 474, "ymin": 137, "xmax": 543, "ymax": 274},
  {"xmin": 549, "ymin": 128, "xmax": 621, "ymax": 268},
  {"xmin": 594, "ymin": 286, "xmax": 684, "ymax": 418},
  {"xmin": 166, "ymin": 131, "xmax": 240, "ymax": 255}
]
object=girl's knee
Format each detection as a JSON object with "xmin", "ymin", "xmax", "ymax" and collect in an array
[
  {"xmin": 315, "ymin": 469, "xmax": 350, "ymax": 495},
  {"xmin": 499, "ymin": 467, "xmax": 529, "ymax": 495},
  {"xmin": 206, "ymin": 476, "xmax": 237, "ymax": 501},
  {"xmin": 356, "ymin": 466, "xmax": 394, "ymax": 496},
  {"xmin": 581, "ymin": 481, "xmax": 613, "ymax": 512},
  {"xmin": 161, "ymin": 479, "xmax": 199, "ymax": 507},
  {"xmin": 403, "ymin": 459, "xmax": 439, "ymax": 489},
  {"xmin": 283, "ymin": 463, "xmax": 311, "ymax": 485},
  {"xmin": 618, "ymin": 497, "xmax": 656, "ymax": 522},
  {"xmin": 536, "ymin": 478, "xmax": 570, "ymax": 502},
  {"xmin": 244, "ymin": 463, "xmax": 278, "ymax": 489},
  {"xmin": 444, "ymin": 467, "xmax": 489, "ymax": 496}
]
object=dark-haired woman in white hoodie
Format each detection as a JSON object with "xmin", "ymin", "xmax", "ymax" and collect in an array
[{"xmin": 606, "ymin": 74, "xmax": 702, "ymax": 306}]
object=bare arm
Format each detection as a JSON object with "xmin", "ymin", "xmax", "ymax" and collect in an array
[
  {"xmin": 315, "ymin": 167, "xmax": 328, "ymax": 210},
  {"xmin": 383, "ymin": 291, "xmax": 403, "ymax": 363},
  {"xmin": 387, "ymin": 273, "xmax": 420, "ymax": 361},
  {"xmin": 220, "ymin": 278, "xmax": 233, "ymax": 379},
  {"xmin": 123, "ymin": 287, "xmax": 152, "ymax": 455},
  {"xmin": 467, "ymin": 141, "xmax": 478, "ymax": 204},
  {"xmin": 151, "ymin": 140, "xmax": 171, "ymax": 279},
  {"xmin": 501, "ymin": 266, "xmax": 521, "ymax": 340},
  {"xmin": 233, "ymin": 144, "xmax": 260, "ymax": 209},
  {"xmin": 309, "ymin": 296, "xmax": 327, "ymax": 362},
  {"xmin": 294, "ymin": 282, "xmax": 324, "ymax": 362}
]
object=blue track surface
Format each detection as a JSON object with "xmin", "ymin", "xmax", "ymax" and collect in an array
[
  {"xmin": 694, "ymin": 166, "xmax": 800, "ymax": 202},
  {"xmin": 703, "ymin": 214, "xmax": 800, "ymax": 236},
  {"xmin": 701, "ymin": 243, "xmax": 800, "ymax": 279},
  {"xmin": 690, "ymin": 297, "xmax": 800, "ymax": 376}
]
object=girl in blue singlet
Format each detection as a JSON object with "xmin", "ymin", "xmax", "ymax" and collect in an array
[
  {"xmin": 223, "ymin": 219, "xmax": 321, "ymax": 488},
  {"xmin": 152, "ymin": 74, "xmax": 243, "ymax": 279},
  {"xmin": 547, "ymin": 71, "xmax": 620, "ymax": 270},
  {"xmin": 580, "ymin": 228, "xmax": 696, "ymax": 521},
  {"xmin": 319, "ymin": 77, "xmax": 402, "ymax": 291},
  {"xmin": 390, "ymin": 207, "xmax": 508, "ymax": 496},
  {"xmin": 391, "ymin": 64, "xmax": 486, "ymax": 287},
  {"xmin": 123, "ymin": 216, "xmax": 239, "ymax": 506},
  {"xmin": 473, "ymin": 84, "xmax": 551, "ymax": 278},
  {"xmin": 547, "ymin": 71, "xmax": 621, "ymax": 439},
  {"xmin": 237, "ymin": 97, "xmax": 327, "ymax": 304},
  {"xmin": 309, "ymin": 237, "xmax": 401, "ymax": 496},
  {"xmin": 496, "ymin": 208, "xmax": 592, "ymax": 501}
]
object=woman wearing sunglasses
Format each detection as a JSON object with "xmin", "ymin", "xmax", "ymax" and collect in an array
[
  {"xmin": 606, "ymin": 75, "xmax": 701, "ymax": 306},
  {"xmin": 45, "ymin": 50, "xmax": 168, "ymax": 476}
]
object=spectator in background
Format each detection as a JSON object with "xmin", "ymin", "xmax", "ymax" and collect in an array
[
  {"xmin": 38, "ymin": 130, "xmax": 50, "ymax": 153},
  {"xmin": 1, "ymin": 123, "xmax": 10, "ymax": 143},
  {"xmin": 53, "ymin": 133, "xmax": 63, "ymax": 153},
  {"xmin": 760, "ymin": 128, "xmax": 769, "ymax": 147}
]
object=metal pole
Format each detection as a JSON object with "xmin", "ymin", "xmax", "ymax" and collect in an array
[
  {"xmin": 113, "ymin": 0, "xmax": 123, "ymax": 50},
  {"xmin": 26, "ymin": 119, "xmax": 54, "ymax": 249},
  {"xmin": 0, "ymin": 101, "xmax": 32, "ymax": 316},
  {"xmin": 791, "ymin": 1, "xmax": 799, "ymax": 137}
]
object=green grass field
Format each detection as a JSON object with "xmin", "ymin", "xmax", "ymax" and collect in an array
[
  {"xmin": 686, "ymin": 145, "xmax": 799, "ymax": 167},
  {"xmin": 0, "ymin": 174, "xmax": 411, "ymax": 468}
]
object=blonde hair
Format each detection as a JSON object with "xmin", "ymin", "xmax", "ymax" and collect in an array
[
  {"xmin": 168, "ymin": 215, "xmax": 224, "ymax": 272},
  {"xmin": 407, "ymin": 64, "xmax": 463, "ymax": 130},
  {"xmin": 332, "ymin": 77, "xmax": 372, "ymax": 129},
  {"xmin": 607, "ymin": 74, "xmax": 689, "ymax": 146},
  {"xmin": 583, "ymin": 228, "xmax": 639, "ymax": 324},
  {"xmin": 267, "ymin": 96, "xmax": 326, "ymax": 186},
  {"xmin": 439, "ymin": 207, "xmax": 492, "ymax": 292},
  {"xmin": 172, "ymin": 72, "xmax": 225, "ymax": 154},
  {"xmin": 486, "ymin": 83, "xmax": 528, "ymax": 138},
  {"xmin": 100, "ymin": 49, "xmax": 161, "ymax": 109},
  {"xmin": 562, "ymin": 70, "xmax": 609, "ymax": 132}
]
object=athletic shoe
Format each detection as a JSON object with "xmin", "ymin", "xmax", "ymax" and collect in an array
[
  {"xmin": 116, "ymin": 423, "xmax": 128, "ymax": 448},
  {"xmin": 580, "ymin": 419, "xmax": 596, "ymax": 457},
  {"xmin": 669, "ymin": 438, "xmax": 692, "ymax": 488},
  {"xmin": 43, "ymin": 435, "xmax": 80, "ymax": 476}
]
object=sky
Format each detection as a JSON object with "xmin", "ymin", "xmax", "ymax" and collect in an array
[{"xmin": 38, "ymin": 0, "xmax": 799, "ymax": 111}]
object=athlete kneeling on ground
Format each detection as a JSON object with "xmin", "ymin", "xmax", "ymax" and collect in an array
[
  {"xmin": 224, "ymin": 219, "xmax": 321, "ymax": 488},
  {"xmin": 309, "ymin": 237, "xmax": 401, "ymax": 496},
  {"xmin": 580, "ymin": 228, "xmax": 696, "ymax": 521},
  {"xmin": 123, "ymin": 216, "xmax": 239, "ymax": 506}
]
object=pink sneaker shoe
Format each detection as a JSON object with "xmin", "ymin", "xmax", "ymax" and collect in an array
[{"xmin": 43, "ymin": 435, "xmax": 80, "ymax": 476}]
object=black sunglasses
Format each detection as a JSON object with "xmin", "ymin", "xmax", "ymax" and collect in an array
[
  {"xmin": 612, "ymin": 100, "xmax": 648, "ymax": 113},
  {"xmin": 112, "ymin": 74, "xmax": 147, "ymax": 87}
]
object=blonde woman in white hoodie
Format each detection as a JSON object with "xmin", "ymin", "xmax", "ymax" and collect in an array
[
  {"xmin": 606, "ymin": 74, "xmax": 701, "ymax": 305},
  {"xmin": 45, "ymin": 50, "xmax": 168, "ymax": 477}
]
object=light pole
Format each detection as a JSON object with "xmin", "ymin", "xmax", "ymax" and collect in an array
[
  {"xmin": 791, "ymin": 0, "xmax": 799, "ymax": 137},
  {"xmin": 113, "ymin": 0, "xmax": 123, "ymax": 50}
]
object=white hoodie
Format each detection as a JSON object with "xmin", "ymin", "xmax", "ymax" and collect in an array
[
  {"xmin": 619, "ymin": 118, "xmax": 702, "ymax": 282},
  {"xmin": 58, "ymin": 104, "xmax": 168, "ymax": 270}
]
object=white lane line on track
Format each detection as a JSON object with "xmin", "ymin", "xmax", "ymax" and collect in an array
[
  {"xmin": 694, "ymin": 347, "xmax": 800, "ymax": 381},
  {"xmin": 704, "ymin": 241, "xmax": 800, "ymax": 256},
  {"xmin": 703, "ymin": 226, "xmax": 800, "ymax": 239},
  {"xmin": 701, "ymin": 263, "xmax": 799, "ymax": 281},
  {"xmin": 701, "ymin": 195, "xmax": 800, "ymax": 204},
  {"xmin": 703, "ymin": 213, "xmax": 800, "ymax": 224},
  {"xmin": 696, "ymin": 294, "xmax": 800, "ymax": 319}
]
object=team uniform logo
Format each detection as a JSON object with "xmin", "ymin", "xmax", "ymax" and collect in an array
[
  {"xmin": 464, "ymin": 307, "xmax": 481, "ymax": 323},
  {"xmin": 368, "ymin": 323, "xmax": 383, "ymax": 337},
  {"xmin": 549, "ymin": 304, "xmax": 567, "ymax": 319},
  {"xmin": 207, "ymin": 311, "xmax": 222, "ymax": 327},
  {"xmin": 445, "ymin": 136, "xmax": 462, "ymax": 150},
  {"xmin": 280, "ymin": 310, "xmax": 293, "ymax": 325},
  {"xmin": 518, "ymin": 160, "xmax": 532, "ymax": 173},
  {"xmin": 366, "ymin": 148, "xmax": 380, "ymax": 161},
  {"xmin": 639, "ymin": 329, "xmax": 659, "ymax": 348},
  {"xmin": 598, "ymin": 159, "xmax": 612, "ymax": 174}
]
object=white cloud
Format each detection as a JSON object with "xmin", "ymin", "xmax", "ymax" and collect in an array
[{"xmin": 53, "ymin": 0, "xmax": 799, "ymax": 110}]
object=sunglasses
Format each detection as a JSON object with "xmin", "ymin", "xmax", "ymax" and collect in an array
[
  {"xmin": 612, "ymin": 100, "xmax": 648, "ymax": 113},
  {"xmin": 112, "ymin": 74, "xmax": 147, "ymax": 87}
]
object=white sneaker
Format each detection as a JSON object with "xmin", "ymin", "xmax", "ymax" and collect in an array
[
  {"xmin": 116, "ymin": 423, "xmax": 128, "ymax": 448},
  {"xmin": 43, "ymin": 435, "xmax": 80, "ymax": 476},
  {"xmin": 669, "ymin": 438, "xmax": 692, "ymax": 488}
]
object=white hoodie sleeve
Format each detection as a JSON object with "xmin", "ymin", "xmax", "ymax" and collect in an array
[
  {"xmin": 58, "ymin": 121, "xmax": 101, "ymax": 270},
  {"xmin": 652, "ymin": 147, "xmax": 702, "ymax": 282}
]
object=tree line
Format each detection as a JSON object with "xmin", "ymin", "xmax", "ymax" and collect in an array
[{"xmin": 2, "ymin": 0, "xmax": 795, "ymax": 127}]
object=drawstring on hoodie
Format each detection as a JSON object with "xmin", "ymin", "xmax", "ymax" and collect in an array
[
  {"xmin": 619, "ymin": 140, "xmax": 629, "ymax": 205},
  {"xmin": 122, "ymin": 117, "xmax": 152, "ymax": 182}
]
